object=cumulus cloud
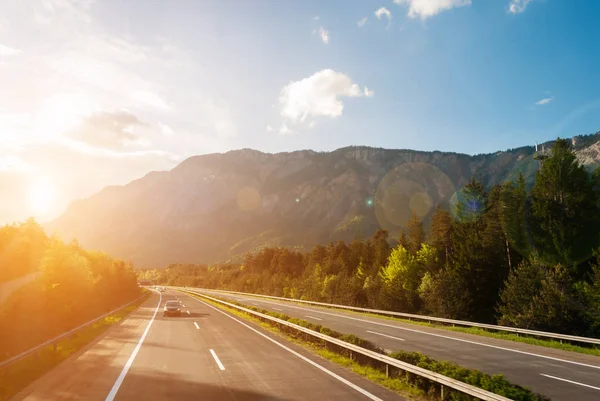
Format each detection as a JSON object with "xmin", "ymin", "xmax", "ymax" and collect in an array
[
  {"xmin": 319, "ymin": 27, "xmax": 330, "ymax": 44},
  {"xmin": 394, "ymin": 0, "xmax": 471, "ymax": 19},
  {"xmin": 375, "ymin": 7, "xmax": 393, "ymax": 26},
  {"xmin": 508, "ymin": 0, "xmax": 533, "ymax": 14},
  {"xmin": 68, "ymin": 111, "xmax": 145, "ymax": 149},
  {"xmin": 0, "ymin": 44, "xmax": 22, "ymax": 57},
  {"xmin": 279, "ymin": 123, "xmax": 293, "ymax": 135},
  {"xmin": 357, "ymin": 17, "xmax": 368, "ymax": 27},
  {"xmin": 536, "ymin": 96, "xmax": 554, "ymax": 105},
  {"xmin": 279, "ymin": 69, "xmax": 373, "ymax": 123}
]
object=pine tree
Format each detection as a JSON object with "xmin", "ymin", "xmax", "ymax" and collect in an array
[
  {"xmin": 428, "ymin": 205, "xmax": 453, "ymax": 266},
  {"xmin": 530, "ymin": 138, "xmax": 599, "ymax": 269},
  {"xmin": 406, "ymin": 210, "xmax": 425, "ymax": 255}
]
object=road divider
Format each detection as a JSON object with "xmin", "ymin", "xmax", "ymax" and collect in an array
[
  {"xmin": 189, "ymin": 287, "xmax": 600, "ymax": 347},
  {"xmin": 182, "ymin": 289, "xmax": 548, "ymax": 401}
]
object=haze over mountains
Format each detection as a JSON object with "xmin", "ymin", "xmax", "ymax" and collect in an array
[{"xmin": 47, "ymin": 132, "xmax": 600, "ymax": 267}]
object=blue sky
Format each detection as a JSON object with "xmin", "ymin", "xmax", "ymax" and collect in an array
[{"xmin": 0, "ymin": 0, "xmax": 599, "ymax": 222}]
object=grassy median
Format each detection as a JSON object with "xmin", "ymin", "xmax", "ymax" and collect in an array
[
  {"xmin": 184, "ymin": 291, "xmax": 549, "ymax": 401},
  {"xmin": 0, "ymin": 292, "xmax": 150, "ymax": 401}
]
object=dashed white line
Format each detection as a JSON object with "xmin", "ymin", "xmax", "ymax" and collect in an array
[
  {"xmin": 194, "ymin": 321, "xmax": 200, "ymax": 329},
  {"xmin": 239, "ymin": 296, "xmax": 600, "ymax": 370},
  {"xmin": 104, "ymin": 291, "xmax": 162, "ymax": 401},
  {"xmin": 306, "ymin": 315, "xmax": 322, "ymax": 321},
  {"xmin": 187, "ymin": 310, "xmax": 191, "ymax": 315},
  {"xmin": 210, "ymin": 349, "xmax": 225, "ymax": 370},
  {"xmin": 189, "ymin": 295, "xmax": 385, "ymax": 401},
  {"xmin": 367, "ymin": 330, "xmax": 405, "ymax": 341},
  {"xmin": 540, "ymin": 374, "xmax": 600, "ymax": 391}
]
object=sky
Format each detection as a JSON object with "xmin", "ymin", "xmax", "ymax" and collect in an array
[{"xmin": 1, "ymin": 0, "xmax": 599, "ymax": 224}]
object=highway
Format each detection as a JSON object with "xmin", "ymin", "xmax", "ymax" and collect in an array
[
  {"xmin": 10, "ymin": 290, "xmax": 405, "ymax": 401},
  {"xmin": 192, "ymin": 289, "xmax": 600, "ymax": 401}
]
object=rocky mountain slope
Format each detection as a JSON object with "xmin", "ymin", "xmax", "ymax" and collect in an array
[{"xmin": 47, "ymin": 133, "xmax": 600, "ymax": 267}]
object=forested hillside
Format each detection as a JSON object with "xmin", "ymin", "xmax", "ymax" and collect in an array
[
  {"xmin": 49, "ymin": 133, "xmax": 600, "ymax": 267},
  {"xmin": 142, "ymin": 139, "xmax": 600, "ymax": 335},
  {"xmin": 0, "ymin": 219, "xmax": 141, "ymax": 360}
]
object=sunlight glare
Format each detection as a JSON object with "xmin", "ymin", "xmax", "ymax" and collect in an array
[{"xmin": 28, "ymin": 182, "xmax": 56, "ymax": 215}]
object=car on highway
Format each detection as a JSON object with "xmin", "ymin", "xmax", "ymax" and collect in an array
[{"xmin": 163, "ymin": 300, "xmax": 182, "ymax": 317}]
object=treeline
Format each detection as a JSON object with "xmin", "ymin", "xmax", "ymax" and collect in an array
[
  {"xmin": 0, "ymin": 219, "xmax": 141, "ymax": 359},
  {"xmin": 144, "ymin": 139, "xmax": 600, "ymax": 336}
]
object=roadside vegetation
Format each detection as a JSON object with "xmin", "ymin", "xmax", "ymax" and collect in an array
[
  {"xmin": 0, "ymin": 221, "xmax": 142, "ymax": 361},
  {"xmin": 186, "ymin": 291, "xmax": 549, "ymax": 401},
  {"xmin": 145, "ymin": 139, "xmax": 600, "ymax": 340},
  {"xmin": 0, "ymin": 294, "xmax": 148, "ymax": 401}
]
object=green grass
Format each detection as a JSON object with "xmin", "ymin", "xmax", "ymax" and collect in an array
[
  {"xmin": 237, "ymin": 293, "xmax": 600, "ymax": 357},
  {"xmin": 184, "ymin": 291, "xmax": 548, "ymax": 401},
  {"xmin": 0, "ymin": 293, "xmax": 150, "ymax": 401}
]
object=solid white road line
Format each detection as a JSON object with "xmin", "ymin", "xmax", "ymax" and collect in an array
[
  {"xmin": 306, "ymin": 315, "xmax": 322, "ymax": 321},
  {"xmin": 242, "ymin": 296, "xmax": 600, "ymax": 370},
  {"xmin": 190, "ymin": 295, "xmax": 385, "ymax": 401},
  {"xmin": 540, "ymin": 374, "xmax": 600, "ymax": 391},
  {"xmin": 210, "ymin": 349, "xmax": 225, "ymax": 370},
  {"xmin": 272, "ymin": 307, "xmax": 283, "ymax": 311},
  {"xmin": 194, "ymin": 322, "xmax": 200, "ymax": 329},
  {"xmin": 104, "ymin": 291, "xmax": 162, "ymax": 401},
  {"xmin": 367, "ymin": 330, "xmax": 405, "ymax": 341}
]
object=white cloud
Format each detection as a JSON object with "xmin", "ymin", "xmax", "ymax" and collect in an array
[
  {"xmin": 131, "ymin": 91, "xmax": 171, "ymax": 111},
  {"xmin": 536, "ymin": 96, "xmax": 554, "ymax": 105},
  {"xmin": 319, "ymin": 27, "xmax": 329, "ymax": 44},
  {"xmin": 364, "ymin": 87, "xmax": 375, "ymax": 97},
  {"xmin": 266, "ymin": 124, "xmax": 274, "ymax": 132},
  {"xmin": 0, "ymin": 156, "xmax": 31, "ymax": 172},
  {"xmin": 308, "ymin": 121, "xmax": 317, "ymax": 129},
  {"xmin": 279, "ymin": 123, "xmax": 293, "ymax": 135},
  {"xmin": 0, "ymin": 44, "xmax": 22, "ymax": 57},
  {"xmin": 357, "ymin": 17, "xmax": 368, "ymax": 27},
  {"xmin": 508, "ymin": 0, "xmax": 533, "ymax": 14},
  {"xmin": 279, "ymin": 69, "xmax": 373, "ymax": 123},
  {"xmin": 394, "ymin": 0, "xmax": 471, "ymax": 19},
  {"xmin": 313, "ymin": 16, "xmax": 320, "ymax": 20},
  {"xmin": 375, "ymin": 7, "xmax": 393, "ymax": 26}
]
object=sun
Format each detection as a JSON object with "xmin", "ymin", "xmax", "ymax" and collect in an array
[{"xmin": 28, "ymin": 182, "xmax": 56, "ymax": 216}]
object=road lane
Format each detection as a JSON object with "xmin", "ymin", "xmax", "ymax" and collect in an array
[
  {"xmin": 196, "ymin": 289, "xmax": 600, "ymax": 401},
  {"xmin": 10, "ymin": 292, "xmax": 161, "ymax": 401},
  {"xmin": 12, "ymin": 288, "xmax": 405, "ymax": 401}
]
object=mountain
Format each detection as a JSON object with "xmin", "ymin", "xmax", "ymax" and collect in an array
[{"xmin": 47, "ymin": 133, "xmax": 600, "ymax": 267}]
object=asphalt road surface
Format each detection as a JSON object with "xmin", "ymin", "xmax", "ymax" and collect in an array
[
  {"xmin": 191, "ymin": 288, "xmax": 600, "ymax": 401},
  {"xmin": 10, "ymin": 290, "xmax": 405, "ymax": 401}
]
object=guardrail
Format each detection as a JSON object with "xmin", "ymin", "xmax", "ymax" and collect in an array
[
  {"xmin": 188, "ymin": 287, "xmax": 600, "ymax": 346},
  {"xmin": 183, "ymin": 289, "xmax": 512, "ymax": 401},
  {"xmin": 0, "ymin": 292, "xmax": 149, "ymax": 369}
]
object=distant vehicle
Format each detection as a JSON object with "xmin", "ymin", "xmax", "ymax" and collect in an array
[{"xmin": 163, "ymin": 300, "xmax": 182, "ymax": 317}]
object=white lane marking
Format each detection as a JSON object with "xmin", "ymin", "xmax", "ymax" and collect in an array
[
  {"xmin": 252, "ymin": 303, "xmax": 258, "ymax": 306},
  {"xmin": 194, "ymin": 322, "xmax": 200, "ymax": 329},
  {"xmin": 234, "ymin": 296, "xmax": 600, "ymax": 370},
  {"xmin": 540, "ymin": 374, "xmax": 600, "ymax": 391},
  {"xmin": 367, "ymin": 330, "xmax": 405, "ymax": 341},
  {"xmin": 181, "ymin": 304, "xmax": 185, "ymax": 307},
  {"xmin": 272, "ymin": 307, "xmax": 283, "ymax": 311},
  {"xmin": 189, "ymin": 295, "xmax": 384, "ymax": 401},
  {"xmin": 306, "ymin": 315, "xmax": 322, "ymax": 321},
  {"xmin": 187, "ymin": 310, "xmax": 191, "ymax": 315},
  {"xmin": 210, "ymin": 349, "xmax": 225, "ymax": 371},
  {"xmin": 105, "ymin": 291, "xmax": 162, "ymax": 401}
]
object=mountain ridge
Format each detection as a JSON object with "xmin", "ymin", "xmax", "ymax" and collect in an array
[{"xmin": 47, "ymin": 132, "xmax": 600, "ymax": 267}]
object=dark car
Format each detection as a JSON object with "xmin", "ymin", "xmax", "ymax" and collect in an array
[{"xmin": 163, "ymin": 300, "xmax": 182, "ymax": 317}]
